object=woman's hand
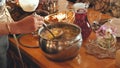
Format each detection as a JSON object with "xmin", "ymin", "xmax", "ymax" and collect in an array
[{"xmin": 9, "ymin": 14, "xmax": 44, "ymax": 34}]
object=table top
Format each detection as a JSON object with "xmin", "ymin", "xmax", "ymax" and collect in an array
[{"xmin": 9, "ymin": 9, "xmax": 116, "ymax": 68}]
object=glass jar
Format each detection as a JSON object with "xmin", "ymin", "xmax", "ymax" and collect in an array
[
  {"xmin": 73, "ymin": 3, "xmax": 92, "ymax": 40},
  {"xmin": 86, "ymin": 25, "xmax": 117, "ymax": 59}
]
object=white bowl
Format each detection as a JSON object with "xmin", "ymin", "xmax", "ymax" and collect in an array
[{"xmin": 19, "ymin": 0, "xmax": 39, "ymax": 12}]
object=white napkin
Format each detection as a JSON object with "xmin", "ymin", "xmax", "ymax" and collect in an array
[{"xmin": 103, "ymin": 18, "xmax": 120, "ymax": 37}]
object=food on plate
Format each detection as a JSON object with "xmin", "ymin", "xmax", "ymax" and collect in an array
[{"xmin": 44, "ymin": 11, "xmax": 74, "ymax": 24}]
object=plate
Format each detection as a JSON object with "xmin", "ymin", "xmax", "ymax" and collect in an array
[
  {"xmin": 18, "ymin": 34, "xmax": 39, "ymax": 48},
  {"xmin": 44, "ymin": 11, "xmax": 75, "ymax": 24}
]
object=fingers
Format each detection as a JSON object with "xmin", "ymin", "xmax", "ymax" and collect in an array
[
  {"xmin": 31, "ymin": 13, "xmax": 44, "ymax": 30},
  {"xmin": 32, "ymin": 12, "xmax": 44, "ymax": 21},
  {"xmin": 34, "ymin": 16, "xmax": 44, "ymax": 30},
  {"xmin": 36, "ymin": 21, "xmax": 44, "ymax": 28}
]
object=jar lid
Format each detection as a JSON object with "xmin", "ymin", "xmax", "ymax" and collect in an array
[
  {"xmin": 73, "ymin": 3, "xmax": 89, "ymax": 9},
  {"xmin": 73, "ymin": 3, "xmax": 89, "ymax": 13}
]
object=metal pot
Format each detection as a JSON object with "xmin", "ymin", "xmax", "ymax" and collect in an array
[{"xmin": 38, "ymin": 23, "xmax": 82, "ymax": 61}]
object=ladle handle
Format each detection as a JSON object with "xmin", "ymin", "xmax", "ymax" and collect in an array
[
  {"xmin": 42, "ymin": 23, "xmax": 56, "ymax": 38},
  {"xmin": 33, "ymin": 12, "xmax": 56, "ymax": 38}
]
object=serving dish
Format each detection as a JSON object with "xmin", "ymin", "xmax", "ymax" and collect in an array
[{"xmin": 38, "ymin": 23, "xmax": 82, "ymax": 61}]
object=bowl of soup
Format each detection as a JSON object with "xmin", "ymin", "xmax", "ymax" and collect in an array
[{"xmin": 38, "ymin": 23, "xmax": 82, "ymax": 61}]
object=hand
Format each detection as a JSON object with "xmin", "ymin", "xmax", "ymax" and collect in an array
[{"xmin": 9, "ymin": 14, "xmax": 44, "ymax": 34}]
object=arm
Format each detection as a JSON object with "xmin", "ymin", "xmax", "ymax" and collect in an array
[
  {"xmin": 0, "ymin": 23, "xmax": 10, "ymax": 35},
  {"xmin": 0, "ymin": 15, "xmax": 43, "ymax": 35}
]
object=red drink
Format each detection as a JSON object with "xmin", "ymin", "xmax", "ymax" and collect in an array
[{"xmin": 74, "ymin": 12, "xmax": 92, "ymax": 40}]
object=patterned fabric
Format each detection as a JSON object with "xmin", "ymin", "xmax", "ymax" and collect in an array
[{"xmin": 0, "ymin": 1, "xmax": 13, "ymax": 23}]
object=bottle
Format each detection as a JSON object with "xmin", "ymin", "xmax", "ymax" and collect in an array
[
  {"xmin": 73, "ymin": 3, "xmax": 92, "ymax": 40},
  {"xmin": 48, "ymin": 0, "xmax": 54, "ymax": 13},
  {"xmin": 53, "ymin": 0, "xmax": 58, "ymax": 13}
]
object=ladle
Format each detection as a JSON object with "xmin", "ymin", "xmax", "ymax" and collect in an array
[
  {"xmin": 42, "ymin": 23, "xmax": 63, "ymax": 39},
  {"xmin": 42, "ymin": 23, "xmax": 56, "ymax": 38},
  {"xmin": 33, "ymin": 12, "xmax": 63, "ymax": 39}
]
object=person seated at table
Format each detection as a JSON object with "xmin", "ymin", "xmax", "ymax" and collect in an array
[{"xmin": 0, "ymin": 0, "xmax": 43, "ymax": 68}]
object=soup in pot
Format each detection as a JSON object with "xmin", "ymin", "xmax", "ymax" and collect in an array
[{"xmin": 40, "ymin": 26, "xmax": 80, "ymax": 41}]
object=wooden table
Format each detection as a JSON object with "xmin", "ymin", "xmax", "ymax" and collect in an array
[{"xmin": 9, "ymin": 9, "xmax": 116, "ymax": 68}]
